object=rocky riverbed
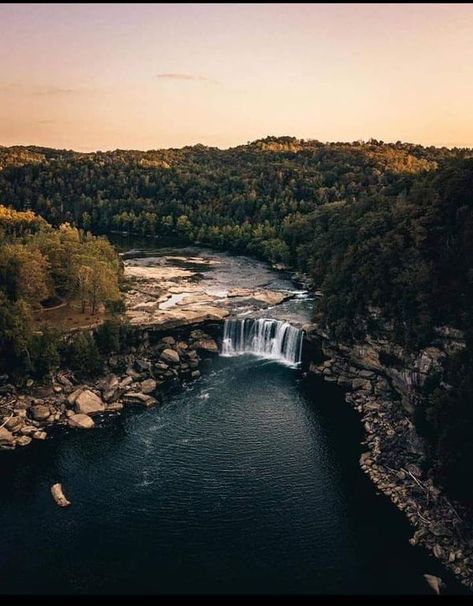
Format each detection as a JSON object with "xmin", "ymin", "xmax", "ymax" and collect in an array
[
  {"xmin": 305, "ymin": 321, "xmax": 473, "ymax": 593},
  {"xmin": 0, "ymin": 329, "xmax": 219, "ymax": 451},
  {"xmin": 123, "ymin": 250, "xmax": 295, "ymax": 329},
  {"xmin": 0, "ymin": 248, "xmax": 304, "ymax": 454}
]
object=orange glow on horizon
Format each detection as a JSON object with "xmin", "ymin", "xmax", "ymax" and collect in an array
[{"xmin": 1, "ymin": 3, "xmax": 473, "ymax": 151}]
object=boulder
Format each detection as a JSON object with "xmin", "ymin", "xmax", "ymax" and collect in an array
[
  {"xmin": 67, "ymin": 388, "xmax": 84, "ymax": 406},
  {"xmin": 134, "ymin": 358, "xmax": 151, "ymax": 372},
  {"xmin": 30, "ymin": 404, "xmax": 51, "ymax": 421},
  {"xmin": 161, "ymin": 336, "xmax": 176, "ymax": 346},
  {"xmin": 50, "ymin": 483, "xmax": 71, "ymax": 507},
  {"xmin": 191, "ymin": 370, "xmax": 201, "ymax": 380},
  {"xmin": 119, "ymin": 376, "xmax": 133, "ymax": 388},
  {"xmin": 160, "ymin": 348, "xmax": 180, "ymax": 364},
  {"xmin": 140, "ymin": 379, "xmax": 157, "ymax": 394},
  {"xmin": 74, "ymin": 390, "xmax": 105, "ymax": 415},
  {"xmin": 57, "ymin": 374, "xmax": 74, "ymax": 389},
  {"xmin": 99, "ymin": 374, "xmax": 119, "ymax": 392},
  {"xmin": 106, "ymin": 402, "xmax": 124, "ymax": 413},
  {"xmin": 16, "ymin": 435, "xmax": 32, "ymax": 447},
  {"xmin": 123, "ymin": 392, "xmax": 158, "ymax": 407},
  {"xmin": 68, "ymin": 413, "xmax": 95, "ymax": 429},
  {"xmin": 5, "ymin": 415, "xmax": 23, "ymax": 431},
  {"xmin": 0, "ymin": 426, "xmax": 15, "ymax": 447},
  {"xmin": 423, "ymin": 574, "xmax": 443, "ymax": 595},
  {"xmin": 192, "ymin": 338, "xmax": 218, "ymax": 354},
  {"xmin": 33, "ymin": 431, "xmax": 47, "ymax": 440},
  {"xmin": 103, "ymin": 388, "xmax": 118, "ymax": 403}
]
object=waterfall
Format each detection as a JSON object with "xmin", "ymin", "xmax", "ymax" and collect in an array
[{"xmin": 221, "ymin": 318, "xmax": 304, "ymax": 366}]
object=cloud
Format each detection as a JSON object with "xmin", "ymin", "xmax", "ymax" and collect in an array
[
  {"xmin": 31, "ymin": 87, "xmax": 77, "ymax": 96},
  {"xmin": 0, "ymin": 84, "xmax": 80, "ymax": 96},
  {"xmin": 156, "ymin": 73, "xmax": 218, "ymax": 84}
]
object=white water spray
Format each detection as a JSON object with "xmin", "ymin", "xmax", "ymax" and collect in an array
[{"xmin": 221, "ymin": 318, "xmax": 304, "ymax": 366}]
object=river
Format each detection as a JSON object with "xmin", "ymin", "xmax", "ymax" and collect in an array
[{"xmin": 0, "ymin": 242, "xmax": 460, "ymax": 594}]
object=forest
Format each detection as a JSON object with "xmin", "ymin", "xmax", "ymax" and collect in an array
[
  {"xmin": 0, "ymin": 206, "xmax": 123, "ymax": 379},
  {"xmin": 0, "ymin": 136, "xmax": 472, "ymax": 502}
]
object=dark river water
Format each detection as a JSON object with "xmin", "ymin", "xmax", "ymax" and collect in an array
[{"xmin": 0, "ymin": 242, "xmax": 462, "ymax": 594}]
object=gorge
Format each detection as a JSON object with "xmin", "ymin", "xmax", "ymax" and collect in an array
[{"xmin": 0, "ymin": 244, "xmax": 468, "ymax": 594}]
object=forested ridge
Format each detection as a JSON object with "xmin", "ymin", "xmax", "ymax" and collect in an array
[{"xmin": 1, "ymin": 136, "xmax": 473, "ymax": 502}]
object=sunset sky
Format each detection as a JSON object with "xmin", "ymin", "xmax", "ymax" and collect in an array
[{"xmin": 1, "ymin": 3, "xmax": 473, "ymax": 151}]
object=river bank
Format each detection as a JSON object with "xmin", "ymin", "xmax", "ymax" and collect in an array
[
  {"xmin": 0, "ymin": 326, "xmax": 220, "ymax": 451},
  {"xmin": 304, "ymin": 323, "xmax": 473, "ymax": 593}
]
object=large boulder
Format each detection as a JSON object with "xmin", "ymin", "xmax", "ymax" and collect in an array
[
  {"xmin": 192, "ymin": 338, "xmax": 218, "ymax": 354},
  {"xmin": 30, "ymin": 404, "xmax": 50, "ymax": 421},
  {"xmin": 160, "ymin": 348, "xmax": 180, "ymax": 364},
  {"xmin": 68, "ymin": 413, "xmax": 95, "ymax": 429},
  {"xmin": 140, "ymin": 379, "xmax": 157, "ymax": 394},
  {"xmin": 74, "ymin": 390, "xmax": 105, "ymax": 415}
]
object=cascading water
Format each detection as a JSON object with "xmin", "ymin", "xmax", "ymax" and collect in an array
[{"xmin": 221, "ymin": 318, "xmax": 304, "ymax": 366}]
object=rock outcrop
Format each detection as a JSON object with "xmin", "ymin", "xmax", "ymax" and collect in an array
[{"xmin": 305, "ymin": 322, "xmax": 473, "ymax": 591}]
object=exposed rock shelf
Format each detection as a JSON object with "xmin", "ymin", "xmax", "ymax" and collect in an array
[{"xmin": 124, "ymin": 252, "xmax": 294, "ymax": 328}]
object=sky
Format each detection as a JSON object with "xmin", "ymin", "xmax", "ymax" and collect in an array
[{"xmin": 1, "ymin": 3, "xmax": 473, "ymax": 151}]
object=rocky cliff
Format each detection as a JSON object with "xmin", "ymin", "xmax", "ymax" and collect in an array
[{"xmin": 303, "ymin": 320, "xmax": 473, "ymax": 591}]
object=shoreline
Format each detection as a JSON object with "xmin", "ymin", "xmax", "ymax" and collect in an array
[
  {"xmin": 0, "ymin": 325, "xmax": 221, "ymax": 452},
  {"xmin": 305, "ymin": 325, "xmax": 473, "ymax": 593}
]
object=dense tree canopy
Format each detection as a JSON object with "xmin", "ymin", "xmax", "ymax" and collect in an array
[{"xmin": 0, "ymin": 206, "xmax": 122, "ymax": 377}]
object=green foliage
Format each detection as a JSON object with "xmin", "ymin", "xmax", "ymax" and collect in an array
[
  {"xmin": 65, "ymin": 332, "xmax": 103, "ymax": 377},
  {"xmin": 0, "ymin": 206, "xmax": 123, "ymax": 376},
  {"xmin": 0, "ymin": 293, "xmax": 34, "ymax": 376},
  {"xmin": 94, "ymin": 319, "xmax": 121, "ymax": 355},
  {"xmin": 30, "ymin": 327, "xmax": 60, "ymax": 378}
]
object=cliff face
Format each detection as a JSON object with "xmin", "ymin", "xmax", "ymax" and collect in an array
[{"xmin": 304, "ymin": 322, "xmax": 473, "ymax": 591}]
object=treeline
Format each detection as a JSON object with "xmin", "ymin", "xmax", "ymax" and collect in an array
[
  {"xmin": 0, "ymin": 206, "xmax": 123, "ymax": 378},
  {"xmin": 0, "ymin": 137, "xmax": 462, "ymax": 265}
]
